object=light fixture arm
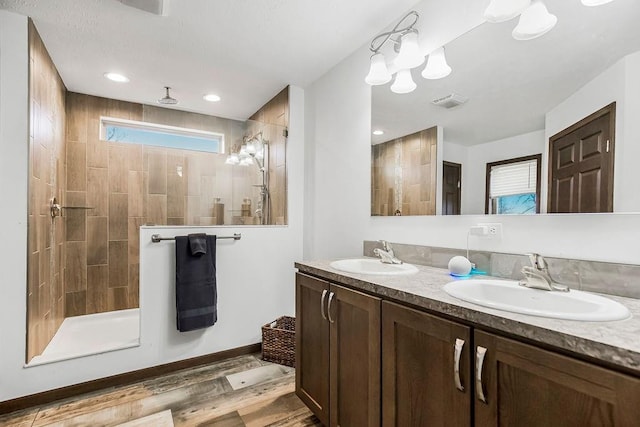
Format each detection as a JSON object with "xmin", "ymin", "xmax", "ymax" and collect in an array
[
  {"xmin": 248, "ymin": 130, "xmax": 263, "ymax": 142},
  {"xmin": 369, "ymin": 11, "xmax": 419, "ymax": 54}
]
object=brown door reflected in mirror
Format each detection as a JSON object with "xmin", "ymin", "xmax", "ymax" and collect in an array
[
  {"xmin": 548, "ymin": 103, "xmax": 615, "ymax": 213},
  {"xmin": 443, "ymin": 162, "xmax": 461, "ymax": 215}
]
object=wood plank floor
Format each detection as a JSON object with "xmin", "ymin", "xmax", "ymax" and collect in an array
[{"xmin": 0, "ymin": 354, "xmax": 321, "ymax": 427}]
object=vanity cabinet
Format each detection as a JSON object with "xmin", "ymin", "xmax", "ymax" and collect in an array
[
  {"xmin": 296, "ymin": 270, "xmax": 640, "ymax": 427},
  {"xmin": 295, "ymin": 273, "xmax": 381, "ymax": 427},
  {"xmin": 382, "ymin": 301, "xmax": 471, "ymax": 426},
  {"xmin": 474, "ymin": 330, "xmax": 640, "ymax": 427}
]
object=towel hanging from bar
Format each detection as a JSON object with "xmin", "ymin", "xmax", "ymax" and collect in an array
[
  {"xmin": 151, "ymin": 233, "xmax": 241, "ymax": 243},
  {"xmin": 174, "ymin": 235, "xmax": 217, "ymax": 332}
]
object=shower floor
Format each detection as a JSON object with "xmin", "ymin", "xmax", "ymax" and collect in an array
[{"xmin": 29, "ymin": 308, "xmax": 140, "ymax": 366}]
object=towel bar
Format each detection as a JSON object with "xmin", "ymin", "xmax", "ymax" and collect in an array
[{"xmin": 151, "ymin": 233, "xmax": 241, "ymax": 243}]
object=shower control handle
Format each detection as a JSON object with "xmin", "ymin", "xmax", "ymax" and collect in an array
[{"xmin": 50, "ymin": 197, "xmax": 94, "ymax": 218}]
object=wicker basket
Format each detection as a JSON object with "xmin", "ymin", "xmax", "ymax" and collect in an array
[{"xmin": 261, "ymin": 316, "xmax": 295, "ymax": 367}]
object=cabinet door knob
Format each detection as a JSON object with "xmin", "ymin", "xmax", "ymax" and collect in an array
[
  {"xmin": 454, "ymin": 338, "xmax": 465, "ymax": 392},
  {"xmin": 327, "ymin": 292, "xmax": 336, "ymax": 324},
  {"xmin": 476, "ymin": 346, "xmax": 488, "ymax": 404},
  {"xmin": 320, "ymin": 289, "xmax": 328, "ymax": 321}
]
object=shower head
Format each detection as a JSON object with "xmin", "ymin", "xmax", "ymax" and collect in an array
[{"xmin": 158, "ymin": 86, "xmax": 178, "ymax": 105}]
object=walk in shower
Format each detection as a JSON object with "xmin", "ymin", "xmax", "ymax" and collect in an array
[{"xmin": 26, "ymin": 22, "xmax": 289, "ymax": 365}]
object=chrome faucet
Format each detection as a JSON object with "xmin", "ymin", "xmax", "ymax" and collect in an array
[
  {"xmin": 374, "ymin": 240, "xmax": 403, "ymax": 264},
  {"xmin": 519, "ymin": 253, "xmax": 569, "ymax": 292}
]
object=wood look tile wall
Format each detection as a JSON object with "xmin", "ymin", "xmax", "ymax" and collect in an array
[
  {"xmin": 140, "ymin": 106, "xmax": 244, "ymax": 226},
  {"xmin": 64, "ymin": 93, "xmax": 143, "ymax": 318},
  {"xmin": 371, "ymin": 126, "xmax": 438, "ymax": 216},
  {"xmin": 249, "ymin": 87, "xmax": 289, "ymax": 225},
  {"xmin": 27, "ymin": 21, "xmax": 67, "ymax": 362},
  {"xmin": 64, "ymin": 94, "xmax": 269, "ymax": 318}
]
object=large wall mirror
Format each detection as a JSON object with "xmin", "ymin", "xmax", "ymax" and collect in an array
[{"xmin": 371, "ymin": 0, "xmax": 640, "ymax": 216}]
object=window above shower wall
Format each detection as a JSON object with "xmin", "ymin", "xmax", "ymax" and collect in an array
[
  {"xmin": 100, "ymin": 117, "xmax": 225, "ymax": 154},
  {"xmin": 65, "ymin": 89, "xmax": 288, "ymax": 230}
]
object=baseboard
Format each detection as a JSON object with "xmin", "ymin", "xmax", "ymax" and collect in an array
[{"xmin": 0, "ymin": 342, "xmax": 262, "ymax": 415}]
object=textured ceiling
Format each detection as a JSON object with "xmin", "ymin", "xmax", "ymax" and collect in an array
[{"xmin": 0, "ymin": 0, "xmax": 418, "ymax": 120}]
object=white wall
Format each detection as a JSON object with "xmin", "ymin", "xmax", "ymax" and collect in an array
[
  {"xmin": 0, "ymin": 12, "xmax": 305, "ymax": 401},
  {"xmin": 303, "ymin": 47, "xmax": 372, "ymax": 260},
  {"xmin": 0, "ymin": 10, "xmax": 31, "ymax": 401},
  {"xmin": 304, "ymin": 18, "xmax": 640, "ymax": 265},
  {"xmin": 624, "ymin": 52, "xmax": 640, "ymax": 212}
]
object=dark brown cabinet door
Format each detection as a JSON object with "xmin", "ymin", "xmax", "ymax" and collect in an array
[
  {"xmin": 474, "ymin": 330, "xmax": 640, "ymax": 427},
  {"xmin": 328, "ymin": 284, "xmax": 381, "ymax": 427},
  {"xmin": 382, "ymin": 301, "xmax": 471, "ymax": 427},
  {"xmin": 296, "ymin": 273, "xmax": 330, "ymax": 425},
  {"xmin": 296, "ymin": 273, "xmax": 381, "ymax": 427}
]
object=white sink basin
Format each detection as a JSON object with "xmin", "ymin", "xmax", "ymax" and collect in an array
[
  {"xmin": 330, "ymin": 258, "xmax": 418, "ymax": 276},
  {"xmin": 443, "ymin": 279, "xmax": 630, "ymax": 322}
]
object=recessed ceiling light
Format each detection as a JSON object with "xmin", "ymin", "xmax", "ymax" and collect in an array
[
  {"xmin": 103, "ymin": 72, "xmax": 129, "ymax": 83},
  {"xmin": 203, "ymin": 94, "xmax": 221, "ymax": 102},
  {"xmin": 373, "ymin": 130, "xmax": 384, "ymax": 136}
]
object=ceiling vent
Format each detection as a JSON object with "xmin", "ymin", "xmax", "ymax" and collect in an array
[{"xmin": 432, "ymin": 93, "xmax": 468, "ymax": 109}]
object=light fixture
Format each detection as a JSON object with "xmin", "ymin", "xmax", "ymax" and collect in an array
[
  {"xmin": 240, "ymin": 157, "xmax": 254, "ymax": 166},
  {"xmin": 372, "ymin": 130, "xmax": 384, "ymax": 136},
  {"xmin": 512, "ymin": 1, "xmax": 557, "ymax": 40},
  {"xmin": 485, "ymin": 0, "xmax": 616, "ymax": 42},
  {"xmin": 157, "ymin": 86, "xmax": 178, "ymax": 105},
  {"xmin": 391, "ymin": 69, "xmax": 416, "ymax": 94},
  {"xmin": 245, "ymin": 139, "xmax": 257, "ymax": 154},
  {"xmin": 581, "ymin": 0, "xmax": 615, "ymax": 5},
  {"xmin": 103, "ymin": 72, "xmax": 129, "ymax": 83},
  {"xmin": 226, "ymin": 132, "xmax": 267, "ymax": 167},
  {"xmin": 421, "ymin": 47, "xmax": 452, "ymax": 80},
  {"xmin": 483, "ymin": 0, "xmax": 531, "ymax": 23},
  {"xmin": 365, "ymin": 53, "xmax": 392, "ymax": 85},
  {"xmin": 225, "ymin": 153, "xmax": 240, "ymax": 165},
  {"xmin": 393, "ymin": 31, "xmax": 424, "ymax": 70},
  {"xmin": 203, "ymin": 93, "xmax": 221, "ymax": 102},
  {"xmin": 365, "ymin": 10, "xmax": 434, "ymax": 93},
  {"xmin": 254, "ymin": 144, "xmax": 264, "ymax": 160}
]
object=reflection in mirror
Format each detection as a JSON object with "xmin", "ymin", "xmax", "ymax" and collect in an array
[
  {"xmin": 371, "ymin": 127, "xmax": 437, "ymax": 216},
  {"xmin": 371, "ymin": 0, "xmax": 640, "ymax": 215},
  {"xmin": 26, "ymin": 22, "xmax": 289, "ymax": 365},
  {"xmin": 486, "ymin": 154, "xmax": 541, "ymax": 214}
]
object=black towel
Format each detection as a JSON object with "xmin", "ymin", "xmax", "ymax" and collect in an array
[
  {"xmin": 175, "ymin": 235, "xmax": 217, "ymax": 332},
  {"xmin": 188, "ymin": 233, "xmax": 207, "ymax": 255}
]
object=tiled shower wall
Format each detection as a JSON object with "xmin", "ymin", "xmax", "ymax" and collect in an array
[
  {"xmin": 27, "ymin": 21, "xmax": 67, "ymax": 361},
  {"xmin": 64, "ymin": 93, "xmax": 143, "ymax": 317},
  {"xmin": 371, "ymin": 126, "xmax": 437, "ymax": 216},
  {"xmin": 63, "ymin": 92, "xmax": 286, "ymax": 317},
  {"xmin": 249, "ymin": 87, "xmax": 289, "ymax": 225},
  {"xmin": 139, "ymin": 105, "xmax": 248, "ymax": 226}
]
